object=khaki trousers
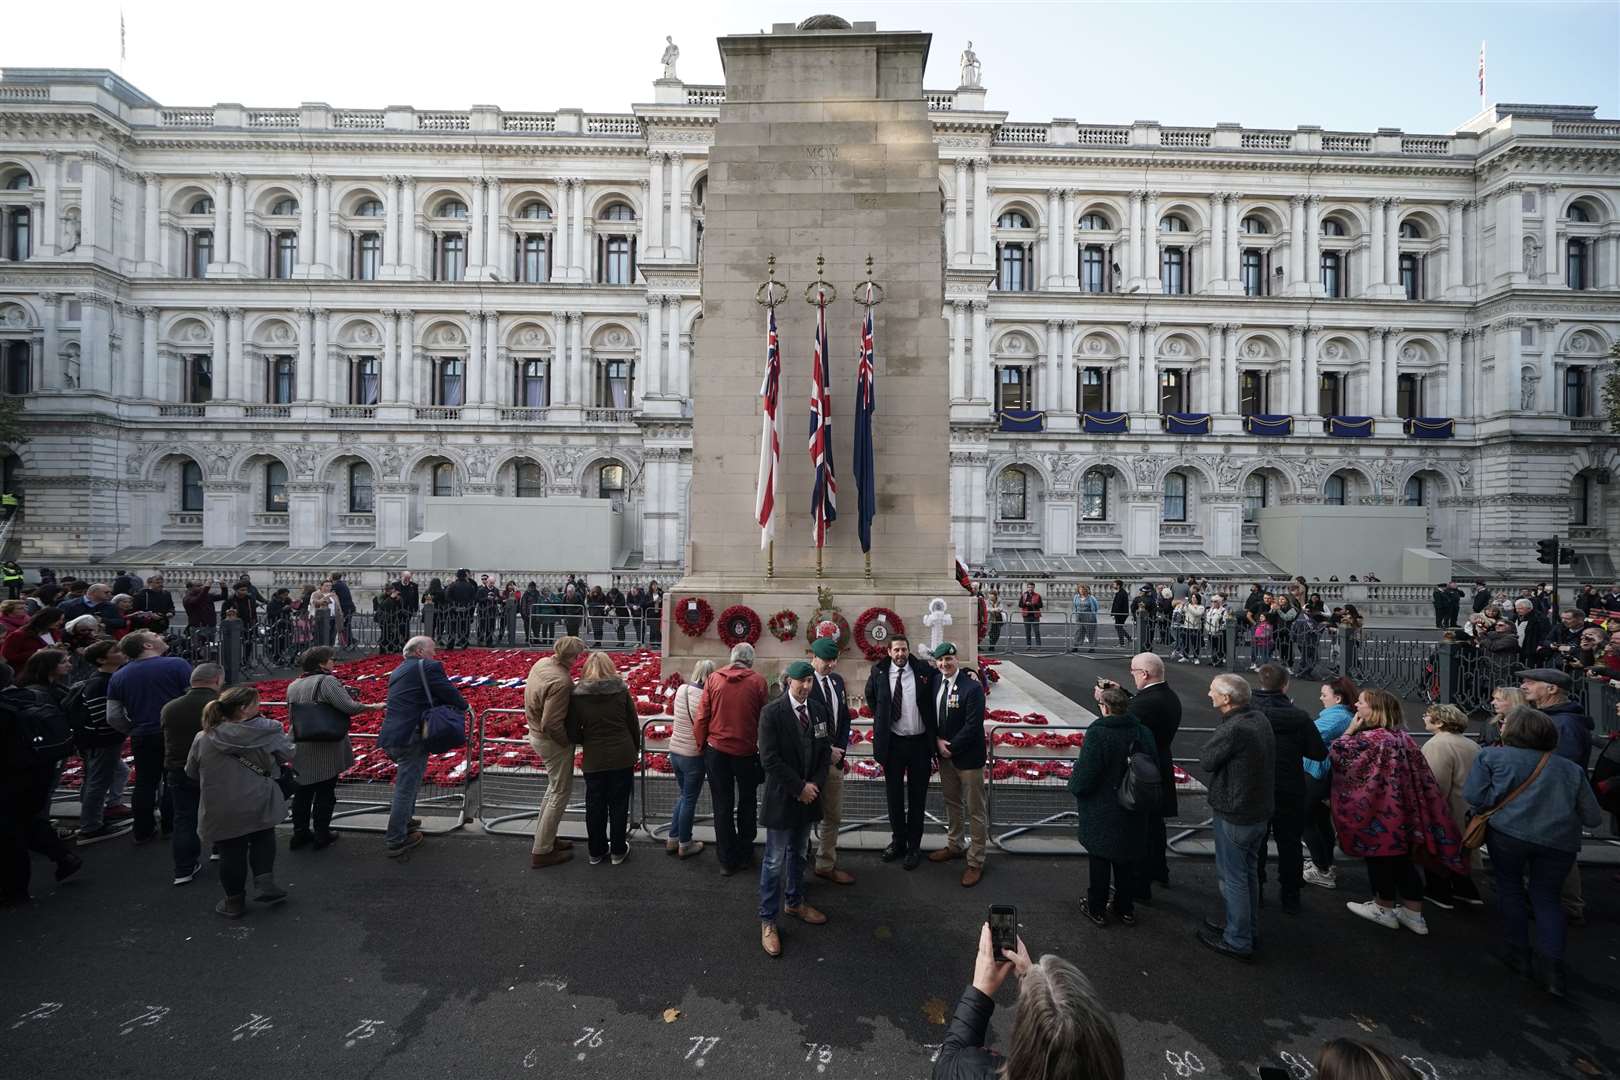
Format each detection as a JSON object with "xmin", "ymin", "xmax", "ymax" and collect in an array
[
  {"xmin": 530, "ymin": 732, "xmax": 575, "ymax": 855},
  {"xmin": 939, "ymin": 760, "xmax": 987, "ymax": 869},
  {"xmin": 814, "ymin": 763, "xmax": 845, "ymax": 872}
]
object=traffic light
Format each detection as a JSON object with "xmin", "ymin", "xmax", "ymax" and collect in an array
[
  {"xmin": 1536, "ymin": 538, "xmax": 1558, "ymax": 564},
  {"xmin": 1560, "ymin": 546, "xmax": 1578, "ymax": 567}
]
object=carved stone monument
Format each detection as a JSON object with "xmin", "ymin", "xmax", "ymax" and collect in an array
[{"xmin": 666, "ymin": 17, "xmax": 970, "ymax": 686}]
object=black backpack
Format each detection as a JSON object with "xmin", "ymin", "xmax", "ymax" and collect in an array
[{"xmin": 0, "ymin": 686, "xmax": 75, "ymax": 767}]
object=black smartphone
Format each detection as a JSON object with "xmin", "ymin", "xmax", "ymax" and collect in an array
[
  {"xmin": 1258, "ymin": 1069, "xmax": 1290, "ymax": 1080},
  {"xmin": 987, "ymin": 904, "xmax": 1017, "ymax": 962}
]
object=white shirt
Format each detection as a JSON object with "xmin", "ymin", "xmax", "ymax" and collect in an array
[
  {"xmin": 936, "ymin": 671, "xmax": 958, "ymax": 720},
  {"xmin": 889, "ymin": 662, "xmax": 922, "ymax": 736}
]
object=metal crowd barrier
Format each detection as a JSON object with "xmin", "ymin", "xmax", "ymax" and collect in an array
[
  {"xmin": 985, "ymin": 721, "xmax": 1084, "ymax": 853},
  {"xmin": 473, "ymin": 707, "xmax": 591, "ymax": 836}
]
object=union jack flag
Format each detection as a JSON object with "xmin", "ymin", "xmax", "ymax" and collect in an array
[
  {"xmin": 808, "ymin": 289, "xmax": 837, "ymax": 547},
  {"xmin": 754, "ymin": 306, "xmax": 783, "ymax": 547},
  {"xmin": 853, "ymin": 305, "xmax": 876, "ymax": 554}
]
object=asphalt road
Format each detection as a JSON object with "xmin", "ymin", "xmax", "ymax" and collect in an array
[{"xmin": 3, "ymin": 813, "xmax": 1616, "ymax": 1079}]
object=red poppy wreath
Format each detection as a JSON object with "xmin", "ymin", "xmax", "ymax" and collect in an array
[
  {"xmin": 717, "ymin": 604, "xmax": 762, "ymax": 648},
  {"xmin": 673, "ymin": 597, "xmax": 714, "ymax": 638},
  {"xmin": 767, "ymin": 609, "xmax": 800, "ymax": 643},
  {"xmin": 853, "ymin": 606, "xmax": 907, "ymax": 661},
  {"xmin": 804, "ymin": 609, "xmax": 851, "ymax": 653}
]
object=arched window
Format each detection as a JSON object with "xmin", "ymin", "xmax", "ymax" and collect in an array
[
  {"xmin": 1159, "ymin": 215, "xmax": 1189, "ymax": 233},
  {"xmin": 517, "ymin": 200, "xmax": 552, "ymax": 220},
  {"xmin": 1081, "ymin": 469, "xmax": 1108, "ymax": 521},
  {"xmin": 600, "ymin": 202, "xmax": 636, "ymax": 221},
  {"xmin": 431, "ymin": 462, "xmax": 455, "ymax": 497},
  {"xmin": 1243, "ymin": 474, "xmax": 1268, "ymax": 522},
  {"xmin": 598, "ymin": 463, "xmax": 627, "ymax": 499},
  {"xmin": 515, "ymin": 461, "xmax": 545, "ymax": 498},
  {"xmin": 189, "ymin": 196, "xmax": 214, "ymax": 215},
  {"xmin": 1567, "ymin": 203, "xmax": 1591, "ymax": 223},
  {"xmin": 997, "ymin": 211, "xmax": 1031, "ymax": 229},
  {"xmin": 1398, "ymin": 220, "xmax": 1423, "ymax": 239},
  {"xmin": 998, "ymin": 469, "xmax": 1028, "ymax": 521},
  {"xmin": 1321, "ymin": 218, "xmax": 1347, "ymax": 237},
  {"xmin": 269, "ymin": 197, "xmax": 298, "ymax": 216},
  {"xmin": 435, "ymin": 198, "xmax": 468, "ymax": 219},
  {"xmin": 355, "ymin": 198, "xmax": 385, "ymax": 217},
  {"xmin": 1403, "ymin": 476, "xmax": 1425, "ymax": 506},
  {"xmin": 348, "ymin": 462, "xmax": 375, "ymax": 512},
  {"xmin": 1162, "ymin": 472, "xmax": 1187, "ymax": 522},
  {"xmin": 1324, "ymin": 473, "xmax": 1347, "ymax": 505},
  {"xmin": 1077, "ymin": 212, "xmax": 1109, "ymax": 231},
  {"xmin": 180, "ymin": 461, "xmax": 204, "ymax": 512},
  {"xmin": 264, "ymin": 461, "xmax": 288, "ymax": 512},
  {"xmin": 4, "ymin": 173, "xmax": 30, "ymax": 191},
  {"xmin": 1240, "ymin": 216, "xmax": 1268, "ymax": 235}
]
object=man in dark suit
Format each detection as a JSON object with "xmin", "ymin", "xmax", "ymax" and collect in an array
[
  {"xmin": 1096, "ymin": 651, "xmax": 1182, "ymax": 900},
  {"xmin": 757, "ymin": 660, "xmax": 832, "ymax": 959},
  {"xmin": 864, "ymin": 634, "xmax": 938, "ymax": 869},
  {"xmin": 1472, "ymin": 580, "xmax": 1493, "ymax": 614},
  {"xmin": 926, "ymin": 642, "xmax": 988, "ymax": 887},
  {"xmin": 808, "ymin": 636, "xmax": 855, "ymax": 885}
]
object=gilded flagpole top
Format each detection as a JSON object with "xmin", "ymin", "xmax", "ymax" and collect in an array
[
  {"xmin": 755, "ymin": 253, "xmax": 788, "ymax": 308},
  {"xmin": 804, "ymin": 251, "xmax": 837, "ymax": 304},
  {"xmin": 853, "ymin": 254, "xmax": 884, "ymax": 308}
]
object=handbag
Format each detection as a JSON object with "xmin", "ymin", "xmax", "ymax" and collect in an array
[
  {"xmin": 1462, "ymin": 752, "xmax": 1550, "ymax": 850},
  {"xmin": 234, "ymin": 751, "xmax": 298, "ymax": 799},
  {"xmin": 290, "ymin": 676, "xmax": 351, "ymax": 742},
  {"xmin": 1117, "ymin": 734, "xmax": 1163, "ymax": 812},
  {"xmin": 416, "ymin": 659, "xmax": 467, "ymax": 754}
]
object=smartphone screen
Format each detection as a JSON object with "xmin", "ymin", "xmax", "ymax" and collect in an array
[
  {"xmin": 987, "ymin": 905, "xmax": 1017, "ymax": 961},
  {"xmin": 1258, "ymin": 1069, "xmax": 1291, "ymax": 1080}
]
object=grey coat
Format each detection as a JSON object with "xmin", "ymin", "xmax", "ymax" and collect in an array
[
  {"xmin": 185, "ymin": 718, "xmax": 295, "ymax": 843},
  {"xmin": 286, "ymin": 673, "xmax": 362, "ymax": 785}
]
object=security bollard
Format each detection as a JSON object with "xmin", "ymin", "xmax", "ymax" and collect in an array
[{"xmin": 220, "ymin": 618, "xmax": 243, "ymax": 685}]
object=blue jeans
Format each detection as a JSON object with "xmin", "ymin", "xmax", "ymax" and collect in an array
[
  {"xmin": 669, "ymin": 753, "xmax": 706, "ymax": 844},
  {"xmin": 385, "ymin": 743, "xmax": 428, "ymax": 847},
  {"xmin": 167, "ymin": 769, "xmax": 202, "ymax": 876},
  {"xmin": 79, "ymin": 745, "xmax": 128, "ymax": 831},
  {"xmin": 1487, "ymin": 827, "xmax": 1577, "ymax": 961},
  {"xmin": 758, "ymin": 822, "xmax": 811, "ymax": 924},
  {"xmin": 1213, "ymin": 815, "xmax": 1267, "ymax": 954}
]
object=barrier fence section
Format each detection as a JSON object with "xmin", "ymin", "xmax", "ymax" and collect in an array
[
  {"xmin": 985, "ymin": 722, "xmax": 1084, "ymax": 853},
  {"xmin": 475, "ymin": 707, "xmax": 588, "ymax": 837}
]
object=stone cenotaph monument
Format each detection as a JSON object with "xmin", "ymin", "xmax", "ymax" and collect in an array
[{"xmin": 666, "ymin": 17, "xmax": 974, "ymax": 685}]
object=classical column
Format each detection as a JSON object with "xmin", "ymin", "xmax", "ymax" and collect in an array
[
  {"xmin": 37, "ymin": 151, "xmax": 59, "ymax": 256},
  {"xmin": 79, "ymin": 154, "xmax": 101, "ymax": 256},
  {"xmin": 1124, "ymin": 191, "xmax": 1142, "ymax": 284},
  {"xmin": 1536, "ymin": 319, "xmax": 1558, "ymax": 412},
  {"xmin": 1124, "ymin": 320, "xmax": 1143, "ymax": 414},
  {"xmin": 950, "ymin": 159, "xmax": 968, "ymax": 263},
  {"xmin": 666, "ymin": 299, "xmax": 684, "ymax": 399},
  {"xmin": 668, "ymin": 153, "xmax": 687, "ymax": 259},
  {"xmin": 1367, "ymin": 197, "xmax": 1385, "ymax": 292},
  {"xmin": 228, "ymin": 175, "xmax": 248, "ymax": 272},
  {"xmin": 1444, "ymin": 328, "xmax": 1463, "ymax": 419},
  {"xmin": 210, "ymin": 172, "xmax": 230, "ymax": 268},
  {"xmin": 1304, "ymin": 196, "xmax": 1322, "ymax": 296},
  {"xmin": 139, "ymin": 306, "xmax": 159, "ymax": 399},
  {"xmin": 1287, "ymin": 195, "xmax": 1306, "ymax": 290},
  {"xmin": 1043, "ymin": 320, "xmax": 1061, "ymax": 410},
  {"xmin": 947, "ymin": 302, "xmax": 965, "ymax": 401},
  {"xmin": 1302, "ymin": 326, "xmax": 1320, "ymax": 415},
  {"xmin": 315, "ymin": 175, "xmax": 332, "ymax": 273},
  {"xmin": 972, "ymin": 157, "xmax": 991, "ymax": 266},
  {"xmin": 1142, "ymin": 322, "xmax": 1160, "ymax": 414},
  {"xmin": 1445, "ymin": 200, "xmax": 1466, "ymax": 295},
  {"xmin": 553, "ymin": 178, "xmax": 571, "ymax": 276},
  {"xmin": 486, "ymin": 177, "xmax": 503, "ymax": 279},
  {"xmin": 398, "ymin": 310, "xmax": 416, "ymax": 404},
  {"xmin": 468, "ymin": 177, "xmax": 487, "ymax": 272},
  {"xmin": 312, "ymin": 309, "xmax": 331, "ymax": 403},
  {"xmin": 971, "ymin": 301, "xmax": 991, "ymax": 401},
  {"xmin": 1060, "ymin": 321, "xmax": 1078, "ymax": 413},
  {"xmin": 1383, "ymin": 327, "xmax": 1404, "ymax": 420},
  {"xmin": 209, "ymin": 307, "xmax": 228, "ymax": 400},
  {"xmin": 1225, "ymin": 194, "xmax": 1241, "ymax": 287},
  {"xmin": 571, "ymin": 179, "xmax": 587, "ymax": 281},
  {"xmin": 1061, "ymin": 189, "xmax": 1079, "ymax": 287},
  {"xmin": 570, "ymin": 311, "xmax": 586, "ymax": 403},
  {"xmin": 553, "ymin": 311, "xmax": 572, "ymax": 403},
  {"xmin": 1143, "ymin": 191, "xmax": 1161, "ymax": 292},
  {"xmin": 1208, "ymin": 322, "xmax": 1225, "ymax": 414},
  {"xmin": 487, "ymin": 312, "xmax": 503, "ymax": 403},
  {"xmin": 464, "ymin": 310, "xmax": 484, "ymax": 405},
  {"xmin": 1287, "ymin": 325, "xmax": 1306, "ymax": 414},
  {"xmin": 381, "ymin": 309, "xmax": 399, "ymax": 402},
  {"xmin": 1462, "ymin": 199, "xmax": 1478, "ymax": 287},
  {"xmin": 296, "ymin": 308, "xmax": 313, "ymax": 401},
  {"xmin": 140, "ymin": 173, "xmax": 161, "ymax": 272},
  {"xmin": 1207, "ymin": 193, "xmax": 1224, "ymax": 290},
  {"xmin": 644, "ymin": 297, "xmax": 664, "ymax": 396},
  {"xmin": 647, "ymin": 152, "xmax": 666, "ymax": 258},
  {"xmin": 1494, "ymin": 318, "xmax": 1522, "ymax": 415},
  {"xmin": 1541, "ymin": 184, "xmax": 1561, "ymax": 286},
  {"xmin": 1044, "ymin": 189, "xmax": 1061, "ymax": 289},
  {"xmin": 1222, "ymin": 324, "xmax": 1240, "ymax": 416},
  {"xmin": 297, "ymin": 174, "xmax": 316, "ymax": 273},
  {"xmin": 36, "ymin": 292, "xmax": 57, "ymax": 390},
  {"xmin": 381, "ymin": 176, "xmax": 399, "ymax": 268},
  {"xmin": 1384, "ymin": 197, "xmax": 1403, "ymax": 291},
  {"xmin": 400, "ymin": 177, "xmax": 419, "ymax": 277},
  {"xmin": 226, "ymin": 308, "xmax": 245, "ymax": 401}
]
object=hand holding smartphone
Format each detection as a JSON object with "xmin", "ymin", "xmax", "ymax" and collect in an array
[{"xmin": 987, "ymin": 904, "xmax": 1018, "ymax": 962}]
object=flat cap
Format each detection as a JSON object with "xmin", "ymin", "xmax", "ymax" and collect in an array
[{"xmin": 1517, "ymin": 667, "xmax": 1572, "ymax": 690}]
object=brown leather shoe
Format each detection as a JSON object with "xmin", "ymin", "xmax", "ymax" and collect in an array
[
  {"xmin": 813, "ymin": 867, "xmax": 855, "ymax": 885},
  {"xmin": 553, "ymin": 839, "xmax": 574, "ymax": 851},
  {"xmin": 530, "ymin": 849, "xmax": 574, "ymax": 868},
  {"xmin": 961, "ymin": 866, "xmax": 983, "ymax": 888},
  {"xmin": 928, "ymin": 846, "xmax": 965, "ymax": 863},
  {"xmin": 785, "ymin": 902, "xmax": 828, "ymax": 925},
  {"xmin": 761, "ymin": 923, "xmax": 782, "ymax": 957}
]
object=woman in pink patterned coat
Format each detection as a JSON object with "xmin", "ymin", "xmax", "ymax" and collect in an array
[{"xmin": 1329, "ymin": 688, "xmax": 1464, "ymax": 937}]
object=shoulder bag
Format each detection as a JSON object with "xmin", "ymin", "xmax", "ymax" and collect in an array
[
  {"xmin": 417, "ymin": 660, "xmax": 468, "ymax": 754},
  {"xmin": 290, "ymin": 675, "xmax": 352, "ymax": 743},
  {"xmin": 1462, "ymin": 752, "xmax": 1550, "ymax": 850},
  {"xmin": 1117, "ymin": 733, "xmax": 1163, "ymax": 812}
]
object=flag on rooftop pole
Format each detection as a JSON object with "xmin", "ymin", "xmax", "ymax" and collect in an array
[
  {"xmin": 1478, "ymin": 41, "xmax": 1486, "ymax": 106},
  {"xmin": 808, "ymin": 284, "xmax": 837, "ymax": 549},
  {"xmin": 853, "ymin": 303, "xmax": 877, "ymax": 555},
  {"xmin": 120, "ymin": 11, "xmax": 127, "ymax": 64},
  {"xmin": 754, "ymin": 304, "xmax": 783, "ymax": 549}
]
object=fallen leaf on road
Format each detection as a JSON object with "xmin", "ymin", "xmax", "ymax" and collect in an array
[
  {"xmin": 874, "ymin": 926, "xmax": 893, "ymax": 941},
  {"xmin": 1572, "ymin": 1055, "xmax": 1601, "ymax": 1076},
  {"xmin": 922, "ymin": 998, "xmax": 947, "ymax": 1025},
  {"xmin": 662, "ymin": 1008, "xmax": 682, "ymax": 1024}
]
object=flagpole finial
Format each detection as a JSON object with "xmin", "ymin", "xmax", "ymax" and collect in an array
[
  {"xmin": 854, "ymin": 256, "xmax": 885, "ymax": 309},
  {"xmin": 755, "ymin": 254, "xmax": 787, "ymax": 308},
  {"xmin": 804, "ymin": 251, "xmax": 837, "ymax": 305}
]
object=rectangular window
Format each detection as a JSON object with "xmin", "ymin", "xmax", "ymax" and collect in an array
[
  {"xmin": 1396, "ymin": 373, "xmax": 1423, "ymax": 420},
  {"xmin": 436, "ymin": 233, "xmax": 466, "ymax": 281},
  {"xmin": 1242, "ymin": 249, "xmax": 1265, "ymax": 296},
  {"xmin": 599, "ymin": 235, "xmax": 634, "ymax": 285},
  {"xmin": 187, "ymin": 355, "xmax": 212, "ymax": 403},
  {"xmin": 1564, "ymin": 367, "xmax": 1590, "ymax": 417},
  {"xmin": 436, "ymin": 358, "xmax": 465, "ymax": 406},
  {"xmin": 1160, "ymin": 248, "xmax": 1186, "ymax": 295},
  {"xmin": 272, "ymin": 231, "xmax": 297, "ymax": 279},
  {"xmin": 269, "ymin": 356, "xmax": 295, "ymax": 404},
  {"xmin": 188, "ymin": 231, "xmax": 212, "ymax": 279},
  {"xmin": 518, "ymin": 359, "xmax": 549, "ymax": 406},
  {"xmin": 350, "ymin": 356, "xmax": 379, "ymax": 405},
  {"xmin": 1568, "ymin": 241, "xmax": 1589, "ymax": 291},
  {"xmin": 598, "ymin": 360, "xmax": 631, "ymax": 408},
  {"xmin": 1400, "ymin": 253, "xmax": 1421, "ymax": 300},
  {"xmin": 1572, "ymin": 475, "xmax": 1589, "ymax": 525},
  {"xmin": 997, "ymin": 244, "xmax": 1028, "ymax": 292},
  {"xmin": 1318, "ymin": 371, "xmax": 1344, "ymax": 416},
  {"xmin": 996, "ymin": 366, "xmax": 1029, "ymax": 411},
  {"xmin": 2, "ymin": 342, "xmax": 29, "ymax": 395},
  {"xmin": 1320, "ymin": 252, "xmax": 1343, "ymax": 298},
  {"xmin": 517, "ymin": 234, "xmax": 550, "ymax": 284},
  {"xmin": 1158, "ymin": 369, "xmax": 1188, "ymax": 414},
  {"xmin": 1081, "ymin": 246, "xmax": 1106, "ymax": 293},
  {"xmin": 1240, "ymin": 370, "xmax": 1268, "ymax": 416},
  {"xmin": 349, "ymin": 466, "xmax": 375, "ymax": 513},
  {"xmin": 181, "ymin": 464, "xmax": 204, "ymax": 512},
  {"xmin": 353, "ymin": 232, "xmax": 381, "ymax": 281},
  {"xmin": 1080, "ymin": 367, "xmax": 1109, "ymax": 412},
  {"xmin": 5, "ymin": 209, "xmax": 30, "ymax": 260}
]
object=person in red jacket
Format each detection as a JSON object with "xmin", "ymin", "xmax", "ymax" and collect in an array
[
  {"xmin": 2, "ymin": 605, "xmax": 63, "ymax": 669},
  {"xmin": 1018, "ymin": 582, "xmax": 1043, "ymax": 648},
  {"xmin": 693, "ymin": 642, "xmax": 769, "ymax": 876}
]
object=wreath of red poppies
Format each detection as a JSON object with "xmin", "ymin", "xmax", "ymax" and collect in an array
[
  {"xmin": 805, "ymin": 609, "xmax": 851, "ymax": 653},
  {"xmin": 717, "ymin": 604, "xmax": 762, "ymax": 648},
  {"xmin": 673, "ymin": 597, "xmax": 714, "ymax": 638},
  {"xmin": 767, "ymin": 609, "xmax": 800, "ymax": 643},
  {"xmin": 853, "ymin": 606, "xmax": 907, "ymax": 661}
]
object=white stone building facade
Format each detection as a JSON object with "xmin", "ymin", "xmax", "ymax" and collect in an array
[{"xmin": 0, "ymin": 63, "xmax": 1615, "ymax": 582}]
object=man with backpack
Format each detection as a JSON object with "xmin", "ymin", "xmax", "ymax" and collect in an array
[
  {"xmin": 0, "ymin": 659, "xmax": 82, "ymax": 902},
  {"xmin": 67, "ymin": 641, "xmax": 133, "ymax": 843},
  {"xmin": 107, "ymin": 631, "xmax": 192, "ymax": 845}
]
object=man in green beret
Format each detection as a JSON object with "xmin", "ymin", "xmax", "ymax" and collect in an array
[
  {"xmin": 928, "ymin": 642, "xmax": 988, "ymax": 886},
  {"xmin": 756, "ymin": 659, "xmax": 833, "ymax": 958},
  {"xmin": 808, "ymin": 636, "xmax": 856, "ymax": 885}
]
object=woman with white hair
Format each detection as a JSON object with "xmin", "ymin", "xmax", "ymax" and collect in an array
[{"xmin": 932, "ymin": 923, "xmax": 1124, "ymax": 1080}]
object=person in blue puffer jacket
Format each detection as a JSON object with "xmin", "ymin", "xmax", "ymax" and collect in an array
[{"xmin": 1301, "ymin": 676, "xmax": 1357, "ymax": 891}]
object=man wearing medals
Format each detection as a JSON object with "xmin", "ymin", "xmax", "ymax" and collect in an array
[
  {"xmin": 928, "ymin": 641, "xmax": 988, "ymax": 886},
  {"xmin": 808, "ymin": 636, "xmax": 856, "ymax": 885}
]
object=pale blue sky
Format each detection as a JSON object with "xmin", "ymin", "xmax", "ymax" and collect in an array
[{"xmin": 4, "ymin": 1, "xmax": 1616, "ymax": 133}]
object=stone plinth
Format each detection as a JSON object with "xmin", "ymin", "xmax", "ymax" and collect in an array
[{"xmin": 667, "ymin": 22, "xmax": 973, "ymax": 685}]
